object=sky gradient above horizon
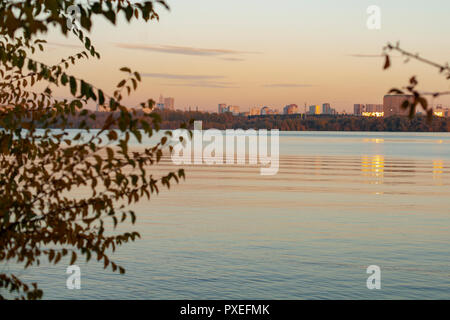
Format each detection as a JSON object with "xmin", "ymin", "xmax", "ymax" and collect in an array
[{"xmin": 43, "ymin": 0, "xmax": 450, "ymax": 112}]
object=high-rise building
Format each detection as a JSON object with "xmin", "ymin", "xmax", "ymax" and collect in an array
[
  {"xmin": 354, "ymin": 104, "xmax": 364, "ymax": 115},
  {"xmin": 308, "ymin": 105, "xmax": 321, "ymax": 115},
  {"xmin": 218, "ymin": 103, "xmax": 227, "ymax": 113},
  {"xmin": 227, "ymin": 105, "xmax": 240, "ymax": 115},
  {"xmin": 366, "ymin": 104, "xmax": 383, "ymax": 113},
  {"xmin": 156, "ymin": 94, "xmax": 174, "ymax": 110},
  {"xmin": 164, "ymin": 97, "xmax": 175, "ymax": 110},
  {"xmin": 322, "ymin": 103, "xmax": 331, "ymax": 114},
  {"xmin": 383, "ymin": 95, "xmax": 415, "ymax": 117},
  {"xmin": 283, "ymin": 104, "xmax": 299, "ymax": 115},
  {"xmin": 355, "ymin": 103, "xmax": 383, "ymax": 117}
]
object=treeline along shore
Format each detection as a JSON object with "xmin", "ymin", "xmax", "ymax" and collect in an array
[{"xmin": 62, "ymin": 109, "xmax": 450, "ymax": 132}]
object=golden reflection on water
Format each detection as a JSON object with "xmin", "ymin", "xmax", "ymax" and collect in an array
[
  {"xmin": 361, "ymin": 155, "xmax": 385, "ymax": 181},
  {"xmin": 363, "ymin": 138, "xmax": 385, "ymax": 144},
  {"xmin": 433, "ymin": 160, "xmax": 444, "ymax": 175},
  {"xmin": 433, "ymin": 160, "xmax": 444, "ymax": 185}
]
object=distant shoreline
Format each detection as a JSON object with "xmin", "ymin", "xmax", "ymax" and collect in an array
[
  {"xmin": 155, "ymin": 110, "xmax": 450, "ymax": 132},
  {"xmin": 38, "ymin": 110, "xmax": 450, "ymax": 132}
]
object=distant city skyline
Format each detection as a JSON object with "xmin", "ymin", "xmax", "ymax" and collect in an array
[
  {"xmin": 161, "ymin": 96, "xmax": 448, "ymax": 115},
  {"xmin": 155, "ymin": 94, "xmax": 449, "ymax": 118},
  {"xmin": 167, "ymin": 102, "xmax": 450, "ymax": 114}
]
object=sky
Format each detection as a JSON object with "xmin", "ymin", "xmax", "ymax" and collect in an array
[{"xmin": 41, "ymin": 0, "xmax": 450, "ymax": 113}]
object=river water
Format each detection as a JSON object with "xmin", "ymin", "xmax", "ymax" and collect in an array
[{"xmin": 3, "ymin": 131, "xmax": 450, "ymax": 299}]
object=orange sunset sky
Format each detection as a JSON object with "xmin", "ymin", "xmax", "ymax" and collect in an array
[{"xmin": 37, "ymin": 0, "xmax": 450, "ymax": 113}]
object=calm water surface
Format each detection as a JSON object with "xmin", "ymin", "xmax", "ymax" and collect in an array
[{"xmin": 4, "ymin": 131, "xmax": 450, "ymax": 299}]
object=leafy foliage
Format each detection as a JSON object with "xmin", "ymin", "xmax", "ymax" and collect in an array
[{"xmin": 0, "ymin": 0, "xmax": 187, "ymax": 300}]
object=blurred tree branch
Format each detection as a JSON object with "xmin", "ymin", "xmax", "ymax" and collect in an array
[{"xmin": 384, "ymin": 42, "xmax": 450, "ymax": 121}]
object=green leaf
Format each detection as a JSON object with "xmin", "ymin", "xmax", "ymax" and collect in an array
[
  {"xmin": 61, "ymin": 73, "xmax": 68, "ymax": 86},
  {"xmin": 98, "ymin": 89, "xmax": 105, "ymax": 105},
  {"xmin": 69, "ymin": 76, "xmax": 77, "ymax": 96},
  {"xmin": 85, "ymin": 37, "xmax": 91, "ymax": 50}
]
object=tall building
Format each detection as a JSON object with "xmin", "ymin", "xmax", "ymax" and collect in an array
[
  {"xmin": 354, "ymin": 104, "xmax": 364, "ymax": 115},
  {"xmin": 164, "ymin": 97, "xmax": 175, "ymax": 110},
  {"xmin": 322, "ymin": 103, "xmax": 331, "ymax": 114},
  {"xmin": 227, "ymin": 105, "xmax": 240, "ymax": 115},
  {"xmin": 156, "ymin": 95, "xmax": 174, "ymax": 110},
  {"xmin": 366, "ymin": 104, "xmax": 383, "ymax": 113},
  {"xmin": 383, "ymin": 95, "xmax": 415, "ymax": 117},
  {"xmin": 218, "ymin": 103, "xmax": 227, "ymax": 113},
  {"xmin": 308, "ymin": 105, "xmax": 321, "ymax": 115},
  {"xmin": 355, "ymin": 103, "xmax": 383, "ymax": 117},
  {"xmin": 283, "ymin": 104, "xmax": 299, "ymax": 115},
  {"xmin": 218, "ymin": 104, "xmax": 240, "ymax": 115}
]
